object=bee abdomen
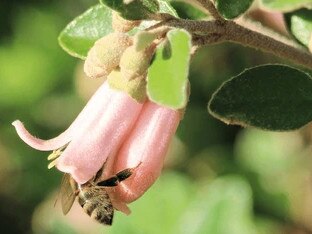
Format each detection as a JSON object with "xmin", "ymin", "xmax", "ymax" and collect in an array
[
  {"xmin": 91, "ymin": 206, "xmax": 113, "ymax": 225},
  {"xmin": 81, "ymin": 200, "xmax": 98, "ymax": 216},
  {"xmin": 78, "ymin": 187, "xmax": 114, "ymax": 225}
]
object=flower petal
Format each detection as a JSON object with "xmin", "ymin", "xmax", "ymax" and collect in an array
[
  {"xmin": 56, "ymin": 86, "xmax": 144, "ymax": 184},
  {"xmin": 12, "ymin": 82, "xmax": 113, "ymax": 151},
  {"xmin": 109, "ymin": 101, "xmax": 181, "ymax": 203}
]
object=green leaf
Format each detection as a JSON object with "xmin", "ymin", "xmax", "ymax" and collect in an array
[
  {"xmin": 100, "ymin": 0, "xmax": 159, "ymax": 20},
  {"xmin": 260, "ymin": 0, "xmax": 312, "ymax": 12},
  {"xmin": 159, "ymin": 0, "xmax": 178, "ymax": 16},
  {"xmin": 215, "ymin": 0, "xmax": 254, "ymax": 19},
  {"xmin": 169, "ymin": 1, "xmax": 207, "ymax": 19},
  {"xmin": 285, "ymin": 9, "xmax": 312, "ymax": 47},
  {"xmin": 58, "ymin": 4, "xmax": 113, "ymax": 59},
  {"xmin": 208, "ymin": 65, "xmax": 312, "ymax": 131},
  {"xmin": 137, "ymin": 0, "xmax": 178, "ymax": 30},
  {"xmin": 58, "ymin": 1, "xmax": 177, "ymax": 59},
  {"xmin": 147, "ymin": 29, "xmax": 191, "ymax": 109}
]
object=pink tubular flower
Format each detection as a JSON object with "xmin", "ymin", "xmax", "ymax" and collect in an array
[
  {"xmin": 12, "ymin": 80, "xmax": 144, "ymax": 184},
  {"xmin": 106, "ymin": 101, "xmax": 181, "ymax": 204},
  {"xmin": 12, "ymin": 70, "xmax": 182, "ymax": 213}
]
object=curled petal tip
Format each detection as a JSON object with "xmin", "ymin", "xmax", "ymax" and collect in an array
[
  {"xmin": 12, "ymin": 119, "xmax": 71, "ymax": 151},
  {"xmin": 12, "ymin": 120, "xmax": 21, "ymax": 127}
]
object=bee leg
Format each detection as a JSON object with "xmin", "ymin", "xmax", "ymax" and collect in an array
[
  {"xmin": 93, "ymin": 166, "xmax": 104, "ymax": 182},
  {"xmin": 97, "ymin": 162, "xmax": 142, "ymax": 187},
  {"xmin": 74, "ymin": 189, "xmax": 80, "ymax": 196}
]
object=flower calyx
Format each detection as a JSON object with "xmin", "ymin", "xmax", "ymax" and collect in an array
[
  {"xmin": 120, "ymin": 43, "xmax": 156, "ymax": 81},
  {"xmin": 84, "ymin": 33, "xmax": 133, "ymax": 79},
  {"xmin": 112, "ymin": 11, "xmax": 141, "ymax": 33},
  {"xmin": 107, "ymin": 70, "xmax": 147, "ymax": 103}
]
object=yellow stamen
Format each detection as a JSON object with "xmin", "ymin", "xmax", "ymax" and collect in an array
[{"xmin": 48, "ymin": 159, "xmax": 58, "ymax": 169}]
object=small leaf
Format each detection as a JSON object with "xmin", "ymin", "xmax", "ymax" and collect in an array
[
  {"xmin": 169, "ymin": 1, "xmax": 207, "ymax": 19},
  {"xmin": 215, "ymin": 0, "xmax": 254, "ymax": 19},
  {"xmin": 208, "ymin": 65, "xmax": 312, "ymax": 131},
  {"xmin": 137, "ymin": 0, "xmax": 178, "ymax": 30},
  {"xmin": 147, "ymin": 29, "xmax": 191, "ymax": 109},
  {"xmin": 58, "ymin": 4, "xmax": 113, "ymax": 59},
  {"xmin": 100, "ymin": 0, "xmax": 159, "ymax": 20},
  {"xmin": 159, "ymin": 0, "xmax": 178, "ymax": 16},
  {"xmin": 260, "ymin": 0, "xmax": 312, "ymax": 12},
  {"xmin": 285, "ymin": 9, "xmax": 312, "ymax": 47}
]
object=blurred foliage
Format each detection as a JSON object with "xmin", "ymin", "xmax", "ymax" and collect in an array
[{"xmin": 1, "ymin": 1, "xmax": 312, "ymax": 234}]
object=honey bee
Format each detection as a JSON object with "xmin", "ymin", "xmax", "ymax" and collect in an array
[{"xmin": 60, "ymin": 166, "xmax": 135, "ymax": 225}]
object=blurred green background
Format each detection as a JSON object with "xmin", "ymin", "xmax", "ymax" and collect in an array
[{"xmin": 1, "ymin": 0, "xmax": 312, "ymax": 233}]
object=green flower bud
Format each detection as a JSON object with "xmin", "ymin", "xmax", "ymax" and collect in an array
[
  {"xmin": 112, "ymin": 11, "xmax": 141, "ymax": 33},
  {"xmin": 107, "ymin": 70, "xmax": 147, "ymax": 103},
  {"xmin": 120, "ymin": 44, "xmax": 155, "ymax": 80},
  {"xmin": 84, "ymin": 33, "xmax": 133, "ymax": 79},
  {"xmin": 133, "ymin": 31, "xmax": 157, "ymax": 51}
]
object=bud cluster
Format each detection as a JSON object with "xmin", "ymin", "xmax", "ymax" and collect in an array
[{"xmin": 83, "ymin": 11, "xmax": 157, "ymax": 101}]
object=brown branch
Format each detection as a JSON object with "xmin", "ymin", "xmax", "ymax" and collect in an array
[
  {"xmin": 163, "ymin": 18, "xmax": 225, "ymax": 34},
  {"xmin": 192, "ymin": 33, "xmax": 225, "ymax": 47},
  {"xmin": 225, "ymin": 21, "xmax": 312, "ymax": 69},
  {"xmin": 154, "ymin": 18, "xmax": 312, "ymax": 70}
]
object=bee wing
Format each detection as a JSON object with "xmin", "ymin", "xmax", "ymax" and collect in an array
[{"xmin": 60, "ymin": 173, "xmax": 77, "ymax": 215}]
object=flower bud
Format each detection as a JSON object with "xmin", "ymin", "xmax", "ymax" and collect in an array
[
  {"xmin": 112, "ymin": 11, "xmax": 141, "ymax": 33},
  {"xmin": 120, "ymin": 44, "xmax": 155, "ymax": 80},
  {"xmin": 84, "ymin": 33, "xmax": 132, "ymax": 79}
]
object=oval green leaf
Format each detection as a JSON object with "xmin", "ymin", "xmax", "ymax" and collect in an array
[
  {"xmin": 58, "ymin": 4, "xmax": 113, "ymax": 59},
  {"xmin": 159, "ymin": 0, "xmax": 178, "ymax": 16},
  {"xmin": 169, "ymin": 1, "xmax": 207, "ymax": 19},
  {"xmin": 147, "ymin": 29, "xmax": 191, "ymax": 109},
  {"xmin": 215, "ymin": 0, "xmax": 254, "ymax": 19},
  {"xmin": 137, "ymin": 0, "xmax": 178, "ymax": 30},
  {"xmin": 208, "ymin": 65, "xmax": 312, "ymax": 131},
  {"xmin": 260, "ymin": 0, "xmax": 312, "ymax": 12},
  {"xmin": 100, "ymin": 0, "xmax": 159, "ymax": 20},
  {"xmin": 285, "ymin": 9, "xmax": 312, "ymax": 47}
]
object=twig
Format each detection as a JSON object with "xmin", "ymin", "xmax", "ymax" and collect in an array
[
  {"xmin": 191, "ymin": 33, "xmax": 226, "ymax": 54},
  {"xmin": 164, "ymin": 18, "xmax": 225, "ymax": 34},
  {"xmin": 157, "ymin": 18, "xmax": 312, "ymax": 69},
  {"xmin": 225, "ymin": 21, "xmax": 312, "ymax": 69},
  {"xmin": 194, "ymin": 0, "xmax": 223, "ymax": 21},
  {"xmin": 192, "ymin": 33, "xmax": 225, "ymax": 47}
]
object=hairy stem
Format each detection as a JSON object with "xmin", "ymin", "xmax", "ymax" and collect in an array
[
  {"xmin": 165, "ymin": 18, "xmax": 225, "ymax": 34},
  {"xmin": 225, "ymin": 21, "xmax": 312, "ymax": 69},
  {"xmin": 161, "ymin": 18, "xmax": 312, "ymax": 70}
]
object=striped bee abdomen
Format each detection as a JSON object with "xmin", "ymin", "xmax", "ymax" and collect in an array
[{"xmin": 78, "ymin": 186, "xmax": 114, "ymax": 225}]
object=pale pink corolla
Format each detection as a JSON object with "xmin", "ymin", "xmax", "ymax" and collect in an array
[
  {"xmin": 12, "ymin": 81, "xmax": 144, "ymax": 184},
  {"xmin": 104, "ymin": 101, "xmax": 181, "ymax": 204},
  {"xmin": 13, "ymin": 77, "xmax": 182, "ymax": 214}
]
